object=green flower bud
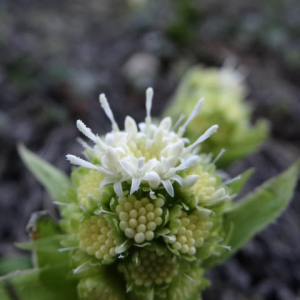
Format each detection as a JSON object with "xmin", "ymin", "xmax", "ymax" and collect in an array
[
  {"xmin": 78, "ymin": 274, "xmax": 125, "ymax": 300},
  {"xmin": 78, "ymin": 215, "xmax": 121, "ymax": 261},
  {"xmin": 115, "ymin": 195, "xmax": 164, "ymax": 244},
  {"xmin": 165, "ymin": 65, "xmax": 269, "ymax": 166},
  {"xmin": 166, "ymin": 206, "xmax": 213, "ymax": 256},
  {"xmin": 181, "ymin": 158, "xmax": 225, "ymax": 207},
  {"xmin": 119, "ymin": 248, "xmax": 178, "ymax": 288},
  {"xmin": 77, "ymin": 170, "xmax": 104, "ymax": 211},
  {"xmin": 167, "ymin": 267, "xmax": 209, "ymax": 300}
]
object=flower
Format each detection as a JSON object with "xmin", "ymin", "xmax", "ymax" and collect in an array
[
  {"xmin": 66, "ymin": 88, "xmax": 219, "ymax": 198},
  {"xmin": 61, "ymin": 88, "xmax": 235, "ymax": 299},
  {"xmin": 164, "ymin": 62, "xmax": 269, "ymax": 166}
]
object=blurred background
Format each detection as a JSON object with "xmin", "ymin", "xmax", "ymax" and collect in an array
[{"xmin": 0, "ymin": 0, "xmax": 299, "ymax": 299}]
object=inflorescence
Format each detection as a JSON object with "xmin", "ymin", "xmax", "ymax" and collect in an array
[{"xmin": 63, "ymin": 88, "xmax": 233, "ymax": 299}]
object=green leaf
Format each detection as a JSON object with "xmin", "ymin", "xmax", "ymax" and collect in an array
[
  {"xmin": 0, "ymin": 266, "xmax": 78, "ymax": 300},
  {"xmin": 228, "ymin": 168, "xmax": 254, "ymax": 196},
  {"xmin": 19, "ymin": 211, "xmax": 69, "ymax": 269},
  {"xmin": 0, "ymin": 256, "xmax": 32, "ymax": 276},
  {"xmin": 18, "ymin": 144, "xmax": 71, "ymax": 203},
  {"xmin": 203, "ymin": 160, "xmax": 300, "ymax": 269}
]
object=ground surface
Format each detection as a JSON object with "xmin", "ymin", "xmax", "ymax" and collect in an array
[{"xmin": 0, "ymin": 1, "xmax": 299, "ymax": 299}]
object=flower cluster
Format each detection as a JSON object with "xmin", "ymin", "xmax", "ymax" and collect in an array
[
  {"xmin": 164, "ymin": 63, "xmax": 269, "ymax": 166},
  {"xmin": 119, "ymin": 248, "xmax": 178, "ymax": 288},
  {"xmin": 166, "ymin": 208, "xmax": 212, "ymax": 256},
  {"xmin": 62, "ymin": 88, "xmax": 234, "ymax": 299},
  {"xmin": 78, "ymin": 215, "xmax": 121, "ymax": 261},
  {"xmin": 116, "ymin": 195, "xmax": 164, "ymax": 243}
]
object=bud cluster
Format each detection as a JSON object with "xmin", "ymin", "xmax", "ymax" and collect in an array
[
  {"xmin": 78, "ymin": 215, "xmax": 120, "ymax": 261},
  {"xmin": 78, "ymin": 275, "xmax": 124, "ymax": 300},
  {"xmin": 120, "ymin": 249, "xmax": 178, "ymax": 288},
  {"xmin": 77, "ymin": 170, "xmax": 104, "ymax": 210},
  {"xmin": 116, "ymin": 195, "xmax": 164, "ymax": 244},
  {"xmin": 168, "ymin": 267, "xmax": 208, "ymax": 300},
  {"xmin": 166, "ymin": 209, "xmax": 213, "ymax": 256},
  {"xmin": 165, "ymin": 64, "xmax": 268, "ymax": 166},
  {"xmin": 184, "ymin": 161, "xmax": 225, "ymax": 206}
]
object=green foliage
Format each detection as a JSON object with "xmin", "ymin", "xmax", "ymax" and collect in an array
[
  {"xmin": 203, "ymin": 160, "xmax": 300, "ymax": 269},
  {"xmin": 0, "ymin": 212, "xmax": 78, "ymax": 300},
  {"xmin": 0, "ymin": 267, "xmax": 78, "ymax": 300},
  {"xmin": 16, "ymin": 211, "xmax": 66, "ymax": 269},
  {"xmin": 18, "ymin": 144, "xmax": 71, "ymax": 203},
  {"xmin": 0, "ymin": 256, "xmax": 32, "ymax": 276},
  {"xmin": 228, "ymin": 168, "xmax": 254, "ymax": 196}
]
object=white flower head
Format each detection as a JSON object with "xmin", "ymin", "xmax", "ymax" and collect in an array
[{"xmin": 66, "ymin": 88, "xmax": 218, "ymax": 197}]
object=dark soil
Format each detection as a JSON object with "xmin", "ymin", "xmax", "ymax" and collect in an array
[{"xmin": 0, "ymin": 1, "xmax": 299, "ymax": 299}]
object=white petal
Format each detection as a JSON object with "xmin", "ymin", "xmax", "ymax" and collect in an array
[
  {"xmin": 101, "ymin": 155, "xmax": 109, "ymax": 169},
  {"xmin": 119, "ymin": 159, "xmax": 136, "ymax": 177},
  {"xmin": 213, "ymin": 188, "xmax": 226, "ymax": 199},
  {"xmin": 183, "ymin": 175, "xmax": 200, "ymax": 188},
  {"xmin": 66, "ymin": 155, "xmax": 99, "ymax": 170},
  {"xmin": 184, "ymin": 156, "xmax": 200, "ymax": 168},
  {"xmin": 162, "ymin": 180, "xmax": 174, "ymax": 197},
  {"xmin": 143, "ymin": 171, "xmax": 161, "ymax": 188},
  {"xmin": 100, "ymin": 177, "xmax": 115, "ymax": 189},
  {"xmin": 95, "ymin": 136, "xmax": 107, "ymax": 152},
  {"xmin": 105, "ymin": 147, "xmax": 120, "ymax": 169},
  {"xmin": 161, "ymin": 157, "xmax": 171, "ymax": 173},
  {"xmin": 169, "ymin": 174, "xmax": 183, "ymax": 186},
  {"xmin": 137, "ymin": 157, "xmax": 145, "ymax": 169},
  {"xmin": 143, "ymin": 158, "xmax": 157, "ymax": 173},
  {"xmin": 114, "ymin": 182, "xmax": 123, "ymax": 197},
  {"xmin": 212, "ymin": 148, "xmax": 226, "ymax": 164},
  {"xmin": 172, "ymin": 114, "xmax": 185, "ymax": 131},
  {"xmin": 178, "ymin": 98, "xmax": 204, "ymax": 136},
  {"xmin": 128, "ymin": 155, "xmax": 138, "ymax": 167},
  {"xmin": 130, "ymin": 178, "xmax": 142, "ymax": 194},
  {"xmin": 154, "ymin": 162, "xmax": 163, "ymax": 175},
  {"xmin": 190, "ymin": 125, "xmax": 219, "ymax": 149},
  {"xmin": 153, "ymin": 127, "xmax": 164, "ymax": 145},
  {"xmin": 77, "ymin": 138, "xmax": 99, "ymax": 153},
  {"xmin": 158, "ymin": 117, "xmax": 172, "ymax": 131},
  {"xmin": 172, "ymin": 155, "xmax": 199, "ymax": 173},
  {"xmin": 138, "ymin": 122, "xmax": 146, "ymax": 133},
  {"xmin": 76, "ymin": 120, "xmax": 97, "ymax": 142},
  {"xmin": 167, "ymin": 156, "xmax": 178, "ymax": 168},
  {"xmin": 125, "ymin": 116, "xmax": 138, "ymax": 138},
  {"xmin": 222, "ymin": 175, "xmax": 242, "ymax": 186},
  {"xmin": 168, "ymin": 140, "xmax": 184, "ymax": 157},
  {"xmin": 105, "ymin": 133, "xmax": 115, "ymax": 146},
  {"xmin": 99, "ymin": 94, "xmax": 119, "ymax": 131},
  {"xmin": 146, "ymin": 87, "xmax": 154, "ymax": 118}
]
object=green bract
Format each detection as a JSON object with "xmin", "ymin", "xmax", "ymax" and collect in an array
[
  {"xmin": 164, "ymin": 65, "xmax": 269, "ymax": 166},
  {"xmin": 0, "ymin": 89, "xmax": 298, "ymax": 300}
]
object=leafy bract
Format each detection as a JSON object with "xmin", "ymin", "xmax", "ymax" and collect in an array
[
  {"xmin": 203, "ymin": 160, "xmax": 299, "ymax": 269},
  {"xmin": 18, "ymin": 144, "xmax": 71, "ymax": 203},
  {"xmin": 16, "ymin": 211, "xmax": 67, "ymax": 269},
  {"xmin": 228, "ymin": 168, "xmax": 254, "ymax": 196},
  {"xmin": 0, "ymin": 256, "xmax": 32, "ymax": 276},
  {"xmin": 0, "ymin": 266, "xmax": 78, "ymax": 300}
]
